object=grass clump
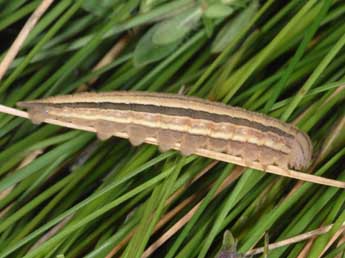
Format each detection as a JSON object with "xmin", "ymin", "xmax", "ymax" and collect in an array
[{"xmin": 0, "ymin": 1, "xmax": 344, "ymax": 257}]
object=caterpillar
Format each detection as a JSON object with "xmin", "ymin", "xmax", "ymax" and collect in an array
[{"xmin": 18, "ymin": 91, "xmax": 313, "ymax": 171}]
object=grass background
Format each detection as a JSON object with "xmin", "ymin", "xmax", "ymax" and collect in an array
[{"xmin": 0, "ymin": 0, "xmax": 344, "ymax": 257}]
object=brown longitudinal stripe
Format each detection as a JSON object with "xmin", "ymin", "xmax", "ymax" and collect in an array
[
  {"xmin": 29, "ymin": 102, "xmax": 293, "ymax": 138},
  {"xmin": 17, "ymin": 92, "xmax": 296, "ymax": 133}
]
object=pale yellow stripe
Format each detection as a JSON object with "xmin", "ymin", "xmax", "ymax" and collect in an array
[{"xmin": 48, "ymin": 108, "xmax": 290, "ymax": 153}]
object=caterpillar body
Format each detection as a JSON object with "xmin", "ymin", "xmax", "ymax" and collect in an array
[{"xmin": 18, "ymin": 91, "xmax": 313, "ymax": 171}]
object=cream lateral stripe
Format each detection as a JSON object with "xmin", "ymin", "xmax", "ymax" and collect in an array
[
  {"xmin": 45, "ymin": 108, "xmax": 290, "ymax": 154},
  {"xmin": 1, "ymin": 104, "xmax": 344, "ymax": 188}
]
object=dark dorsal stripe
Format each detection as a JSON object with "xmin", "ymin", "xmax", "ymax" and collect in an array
[{"xmin": 33, "ymin": 102, "xmax": 293, "ymax": 138}]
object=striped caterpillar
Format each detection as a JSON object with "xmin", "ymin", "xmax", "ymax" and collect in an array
[{"xmin": 18, "ymin": 91, "xmax": 313, "ymax": 171}]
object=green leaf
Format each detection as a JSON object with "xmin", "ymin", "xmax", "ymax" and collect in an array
[
  {"xmin": 140, "ymin": 0, "xmax": 166, "ymax": 12},
  {"xmin": 204, "ymin": 4, "xmax": 234, "ymax": 18},
  {"xmin": 133, "ymin": 26, "xmax": 181, "ymax": 67},
  {"xmin": 82, "ymin": 0, "xmax": 118, "ymax": 16},
  {"xmin": 151, "ymin": 7, "xmax": 202, "ymax": 45},
  {"xmin": 211, "ymin": 0, "xmax": 259, "ymax": 53},
  {"xmin": 202, "ymin": 16, "xmax": 215, "ymax": 37}
]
